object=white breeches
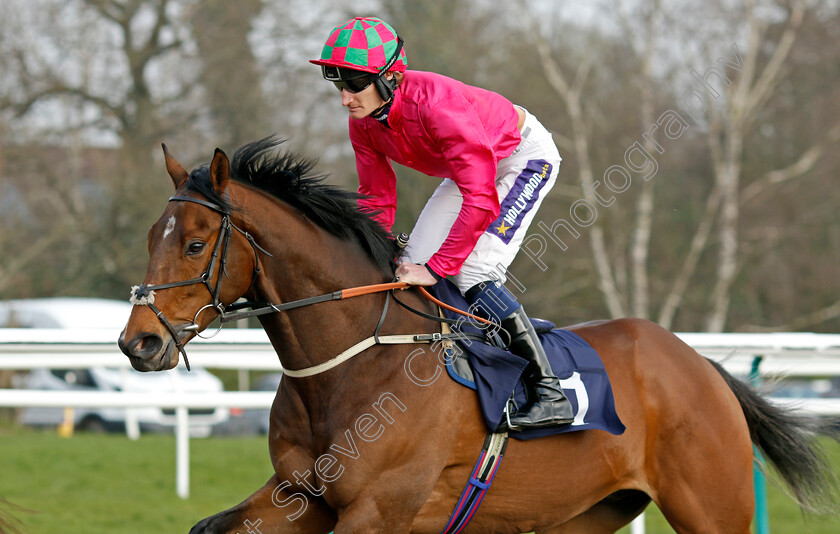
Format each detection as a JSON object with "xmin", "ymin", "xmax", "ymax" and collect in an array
[{"xmin": 404, "ymin": 107, "xmax": 561, "ymax": 294}]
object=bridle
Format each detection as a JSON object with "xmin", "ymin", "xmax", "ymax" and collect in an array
[
  {"xmin": 129, "ymin": 194, "xmax": 268, "ymax": 371},
  {"xmin": 129, "ymin": 193, "xmax": 500, "ymax": 372}
]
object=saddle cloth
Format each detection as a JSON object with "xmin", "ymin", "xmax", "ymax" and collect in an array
[{"xmin": 426, "ymin": 279, "xmax": 625, "ymax": 441}]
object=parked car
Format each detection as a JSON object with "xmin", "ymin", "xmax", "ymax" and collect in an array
[
  {"xmin": 17, "ymin": 365, "xmax": 228, "ymax": 436},
  {"xmin": 0, "ymin": 297, "xmax": 137, "ymax": 330},
  {"xmin": 1, "ymin": 297, "xmax": 229, "ymax": 436}
]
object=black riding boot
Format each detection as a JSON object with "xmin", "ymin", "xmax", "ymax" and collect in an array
[{"xmin": 503, "ymin": 308, "xmax": 574, "ymax": 430}]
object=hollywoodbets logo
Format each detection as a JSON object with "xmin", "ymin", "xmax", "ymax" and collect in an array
[{"xmin": 488, "ymin": 160, "xmax": 552, "ymax": 244}]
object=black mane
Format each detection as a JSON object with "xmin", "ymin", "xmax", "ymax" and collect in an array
[{"xmin": 185, "ymin": 136, "xmax": 399, "ymax": 276}]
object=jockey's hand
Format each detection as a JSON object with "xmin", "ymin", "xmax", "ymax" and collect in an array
[{"xmin": 395, "ymin": 263, "xmax": 438, "ymax": 286}]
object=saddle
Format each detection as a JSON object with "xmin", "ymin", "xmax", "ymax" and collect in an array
[
  {"xmin": 425, "ymin": 279, "xmax": 625, "ymax": 441},
  {"xmin": 443, "ymin": 317, "xmax": 553, "ymax": 388}
]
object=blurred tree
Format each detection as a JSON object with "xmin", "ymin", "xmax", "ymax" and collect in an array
[
  {"xmin": 511, "ymin": 0, "xmax": 839, "ymax": 332},
  {"xmin": 701, "ymin": 0, "xmax": 803, "ymax": 331},
  {"xmin": 189, "ymin": 0, "xmax": 269, "ymax": 148},
  {"xmin": 0, "ymin": 0, "xmax": 837, "ymax": 335},
  {"xmin": 378, "ymin": 0, "xmax": 497, "ymax": 82},
  {"xmin": 732, "ymin": 2, "xmax": 840, "ymax": 332},
  {"xmin": 251, "ymin": 0, "xmax": 366, "ymax": 184},
  {"xmin": 506, "ymin": 0, "xmax": 683, "ymax": 323},
  {"xmin": 0, "ymin": 0, "xmax": 198, "ymax": 298}
]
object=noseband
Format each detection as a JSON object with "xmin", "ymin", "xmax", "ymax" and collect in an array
[{"xmin": 129, "ymin": 195, "xmax": 268, "ymax": 371}]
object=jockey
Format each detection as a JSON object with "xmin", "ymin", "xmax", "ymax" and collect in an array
[{"xmin": 311, "ymin": 17, "xmax": 573, "ymax": 430}]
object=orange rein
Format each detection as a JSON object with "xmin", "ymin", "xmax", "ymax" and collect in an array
[
  {"xmin": 338, "ymin": 281, "xmax": 409, "ymax": 298},
  {"xmin": 339, "ymin": 282, "xmax": 496, "ymax": 327}
]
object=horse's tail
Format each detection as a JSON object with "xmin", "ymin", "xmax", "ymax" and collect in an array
[{"xmin": 707, "ymin": 358, "xmax": 840, "ymax": 513}]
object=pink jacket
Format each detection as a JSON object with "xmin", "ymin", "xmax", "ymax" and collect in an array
[{"xmin": 350, "ymin": 70, "xmax": 521, "ymax": 276}]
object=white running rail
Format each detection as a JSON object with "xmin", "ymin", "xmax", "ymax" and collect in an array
[{"xmin": 1, "ymin": 328, "xmax": 839, "ymax": 507}]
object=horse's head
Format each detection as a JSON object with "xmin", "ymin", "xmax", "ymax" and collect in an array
[{"xmin": 118, "ymin": 145, "xmax": 257, "ymax": 371}]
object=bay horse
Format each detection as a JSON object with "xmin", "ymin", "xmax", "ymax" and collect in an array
[{"xmin": 119, "ymin": 137, "xmax": 839, "ymax": 533}]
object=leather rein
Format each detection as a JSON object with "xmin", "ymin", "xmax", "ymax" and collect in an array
[{"xmin": 129, "ymin": 193, "xmax": 496, "ymax": 374}]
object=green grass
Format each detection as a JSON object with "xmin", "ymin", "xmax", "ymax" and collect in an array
[
  {"xmin": 0, "ymin": 426, "xmax": 839, "ymax": 533},
  {"xmin": 0, "ymin": 426, "xmax": 269, "ymax": 534}
]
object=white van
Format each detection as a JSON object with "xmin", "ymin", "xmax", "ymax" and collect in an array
[{"xmin": 1, "ymin": 297, "xmax": 229, "ymax": 437}]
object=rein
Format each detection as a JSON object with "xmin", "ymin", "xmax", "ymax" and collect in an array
[
  {"xmin": 130, "ymin": 193, "xmax": 497, "ymax": 374},
  {"xmin": 417, "ymin": 287, "xmax": 495, "ymax": 326},
  {"xmin": 218, "ymin": 281, "xmax": 410, "ymax": 323}
]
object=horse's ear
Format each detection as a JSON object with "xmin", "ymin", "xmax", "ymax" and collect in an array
[
  {"xmin": 209, "ymin": 148, "xmax": 230, "ymax": 193},
  {"xmin": 162, "ymin": 143, "xmax": 189, "ymax": 189}
]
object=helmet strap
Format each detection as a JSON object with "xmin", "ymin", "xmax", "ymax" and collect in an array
[
  {"xmin": 373, "ymin": 37, "xmax": 403, "ymax": 101},
  {"xmin": 380, "ymin": 37, "xmax": 404, "ymax": 74},
  {"xmin": 374, "ymin": 74, "xmax": 399, "ymax": 102}
]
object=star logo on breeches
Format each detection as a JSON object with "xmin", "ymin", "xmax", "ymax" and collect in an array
[{"xmin": 496, "ymin": 221, "xmax": 511, "ymax": 236}]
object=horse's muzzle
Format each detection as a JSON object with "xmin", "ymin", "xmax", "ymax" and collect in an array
[{"xmin": 118, "ymin": 330, "xmax": 171, "ymax": 371}]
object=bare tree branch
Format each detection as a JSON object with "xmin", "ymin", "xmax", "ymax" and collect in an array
[
  {"xmin": 14, "ymin": 83, "xmax": 123, "ymax": 121},
  {"xmin": 739, "ymin": 299, "xmax": 840, "ymax": 332},
  {"xmin": 740, "ymin": 122, "xmax": 840, "ymax": 205},
  {"xmin": 0, "ymin": 228, "xmax": 69, "ymax": 294},
  {"xmin": 616, "ymin": 0, "xmax": 661, "ymax": 320},
  {"xmin": 742, "ymin": 0, "xmax": 806, "ymax": 123},
  {"xmin": 658, "ymin": 184, "xmax": 723, "ymax": 329},
  {"xmin": 82, "ymin": 0, "xmax": 127, "ymax": 25},
  {"xmin": 533, "ymin": 28, "xmax": 626, "ymax": 318},
  {"xmin": 704, "ymin": 0, "xmax": 806, "ymax": 332}
]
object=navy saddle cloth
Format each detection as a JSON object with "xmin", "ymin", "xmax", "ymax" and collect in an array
[{"xmin": 427, "ymin": 279, "xmax": 625, "ymax": 441}]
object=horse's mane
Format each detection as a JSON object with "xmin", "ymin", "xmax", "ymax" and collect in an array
[{"xmin": 185, "ymin": 136, "xmax": 400, "ymax": 276}]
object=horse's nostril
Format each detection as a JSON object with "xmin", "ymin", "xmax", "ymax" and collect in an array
[{"xmin": 127, "ymin": 333, "xmax": 164, "ymax": 359}]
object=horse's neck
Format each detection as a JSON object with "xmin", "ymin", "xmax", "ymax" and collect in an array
[
  {"xmin": 237, "ymin": 190, "xmax": 395, "ymax": 373},
  {"xmin": 234, "ymin": 190, "xmax": 449, "ymax": 440}
]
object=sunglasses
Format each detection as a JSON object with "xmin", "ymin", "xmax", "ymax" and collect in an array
[
  {"xmin": 331, "ymin": 77, "xmax": 376, "ymax": 93},
  {"xmin": 323, "ymin": 66, "xmax": 377, "ymax": 94}
]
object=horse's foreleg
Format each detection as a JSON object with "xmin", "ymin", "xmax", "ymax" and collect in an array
[{"xmin": 189, "ymin": 474, "xmax": 336, "ymax": 534}]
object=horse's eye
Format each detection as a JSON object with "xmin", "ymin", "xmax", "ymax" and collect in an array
[{"xmin": 186, "ymin": 241, "xmax": 206, "ymax": 255}]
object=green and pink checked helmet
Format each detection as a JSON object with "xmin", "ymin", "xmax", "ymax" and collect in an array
[{"xmin": 310, "ymin": 17, "xmax": 407, "ymax": 75}]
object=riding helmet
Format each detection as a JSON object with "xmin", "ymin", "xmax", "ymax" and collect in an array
[{"xmin": 310, "ymin": 16, "xmax": 407, "ymax": 75}]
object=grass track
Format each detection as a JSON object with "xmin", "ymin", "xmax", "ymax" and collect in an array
[
  {"xmin": 1, "ymin": 426, "xmax": 838, "ymax": 533},
  {"xmin": 0, "ymin": 427, "xmax": 268, "ymax": 533}
]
